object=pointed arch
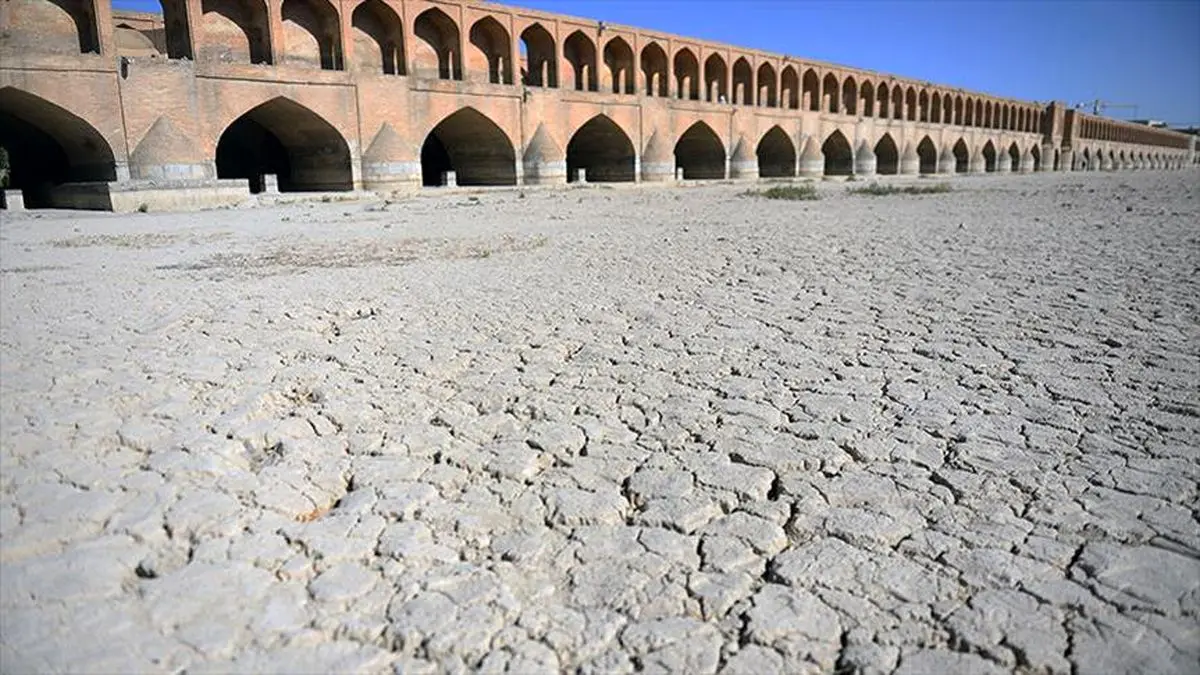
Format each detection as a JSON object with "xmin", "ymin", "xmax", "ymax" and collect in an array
[
  {"xmin": 564, "ymin": 31, "xmax": 597, "ymax": 91},
  {"xmin": 781, "ymin": 66, "xmax": 800, "ymax": 110},
  {"xmin": 674, "ymin": 48, "xmax": 700, "ymax": 100},
  {"xmin": 842, "ymin": 76, "xmax": 858, "ymax": 115},
  {"xmin": 9, "ymin": 0, "xmax": 101, "ymax": 54},
  {"xmin": 802, "ymin": 68, "xmax": 820, "ymax": 111},
  {"xmin": 520, "ymin": 24, "xmax": 557, "ymax": 88},
  {"xmin": 952, "ymin": 138, "xmax": 968, "ymax": 173},
  {"xmin": 917, "ymin": 136, "xmax": 937, "ymax": 174},
  {"xmin": 1008, "ymin": 142, "xmax": 1021, "ymax": 171},
  {"xmin": 421, "ymin": 107, "xmax": 516, "ymax": 186},
  {"xmin": 732, "ymin": 57, "xmax": 753, "ymax": 106},
  {"xmin": 892, "ymin": 86, "xmax": 903, "ymax": 120},
  {"xmin": 414, "ymin": 7, "xmax": 461, "ymax": 79},
  {"xmin": 216, "ymin": 96, "xmax": 352, "ymax": 192},
  {"xmin": 567, "ymin": 115, "xmax": 635, "ymax": 182},
  {"xmin": 999, "ymin": 105, "xmax": 1009, "ymax": 130},
  {"xmin": 757, "ymin": 62, "xmax": 777, "ymax": 107},
  {"xmin": 469, "ymin": 16, "xmax": 512, "ymax": 84},
  {"xmin": 964, "ymin": 97, "xmax": 975, "ymax": 126},
  {"xmin": 982, "ymin": 140, "xmax": 997, "ymax": 172},
  {"xmin": 0, "ymin": 87, "xmax": 117, "ymax": 207},
  {"xmin": 877, "ymin": 83, "xmax": 890, "ymax": 119},
  {"xmin": 823, "ymin": 73, "xmax": 840, "ymax": 113},
  {"xmin": 200, "ymin": 0, "xmax": 271, "ymax": 64},
  {"xmin": 874, "ymin": 133, "xmax": 899, "ymax": 175},
  {"xmin": 1031, "ymin": 144, "xmax": 1041, "ymax": 171},
  {"xmin": 352, "ymin": 0, "xmax": 404, "ymax": 75},
  {"xmin": 757, "ymin": 126, "xmax": 796, "ymax": 178},
  {"xmin": 822, "ymin": 130, "xmax": 853, "ymax": 176},
  {"xmin": 954, "ymin": 95, "xmax": 964, "ymax": 125},
  {"xmin": 918, "ymin": 90, "xmax": 929, "ymax": 122},
  {"xmin": 640, "ymin": 42, "xmax": 668, "ymax": 97},
  {"xmin": 860, "ymin": 81, "xmax": 875, "ymax": 118},
  {"xmin": 983, "ymin": 101, "xmax": 992, "ymax": 128},
  {"xmin": 906, "ymin": 87, "xmax": 917, "ymax": 121},
  {"xmin": 931, "ymin": 92, "xmax": 942, "ymax": 124},
  {"xmin": 281, "ymin": 0, "xmax": 342, "ymax": 70},
  {"xmin": 603, "ymin": 36, "xmax": 634, "ymax": 94},
  {"xmin": 674, "ymin": 122, "xmax": 725, "ymax": 179},
  {"xmin": 704, "ymin": 53, "xmax": 728, "ymax": 103}
]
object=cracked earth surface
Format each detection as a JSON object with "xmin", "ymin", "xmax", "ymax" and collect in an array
[{"xmin": 1, "ymin": 170, "xmax": 1198, "ymax": 674}]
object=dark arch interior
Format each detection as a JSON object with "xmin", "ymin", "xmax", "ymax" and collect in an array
[
  {"xmin": 917, "ymin": 137, "xmax": 937, "ymax": 175},
  {"xmin": 982, "ymin": 142, "xmax": 997, "ymax": 172},
  {"xmin": 421, "ymin": 108, "xmax": 516, "ymax": 186},
  {"xmin": 953, "ymin": 139, "xmax": 969, "ymax": 173},
  {"xmin": 0, "ymin": 87, "xmax": 116, "ymax": 208},
  {"xmin": 1008, "ymin": 144, "xmax": 1021, "ymax": 170},
  {"xmin": 822, "ymin": 131, "xmax": 852, "ymax": 176},
  {"xmin": 756, "ymin": 127, "xmax": 795, "ymax": 178},
  {"xmin": 566, "ymin": 116, "xmax": 635, "ymax": 183},
  {"xmin": 874, "ymin": 134, "xmax": 899, "ymax": 175},
  {"xmin": 674, "ymin": 123, "xmax": 725, "ymax": 179},
  {"xmin": 216, "ymin": 98, "xmax": 353, "ymax": 193}
]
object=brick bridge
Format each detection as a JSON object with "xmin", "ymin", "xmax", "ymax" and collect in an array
[{"xmin": 0, "ymin": 0, "xmax": 1195, "ymax": 210}]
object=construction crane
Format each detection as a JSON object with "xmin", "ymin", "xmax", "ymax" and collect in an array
[{"xmin": 1077, "ymin": 99, "xmax": 1139, "ymax": 119}]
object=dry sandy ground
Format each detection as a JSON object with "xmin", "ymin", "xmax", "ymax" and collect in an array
[{"xmin": 1, "ymin": 170, "xmax": 1198, "ymax": 674}]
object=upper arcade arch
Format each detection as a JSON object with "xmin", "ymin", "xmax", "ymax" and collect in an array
[
  {"xmin": 281, "ymin": 0, "xmax": 343, "ymax": 70},
  {"xmin": 520, "ymin": 24, "xmax": 557, "ymax": 88},
  {"xmin": 822, "ymin": 73, "xmax": 839, "ymax": 113},
  {"xmin": 564, "ymin": 31, "xmax": 598, "ymax": 92},
  {"xmin": 802, "ymin": 69, "xmax": 820, "ymax": 111},
  {"xmin": 757, "ymin": 62, "xmax": 777, "ymax": 108},
  {"xmin": 200, "ymin": 0, "xmax": 271, "ymax": 64},
  {"xmin": 640, "ymin": 42, "xmax": 668, "ymax": 96},
  {"xmin": 351, "ymin": 0, "xmax": 405, "ymax": 75},
  {"xmin": 5, "ymin": 0, "xmax": 101, "ymax": 55},
  {"xmin": 602, "ymin": 37, "xmax": 634, "ymax": 94},
  {"xmin": 414, "ymin": 7, "xmax": 461, "ymax": 80},
  {"xmin": 781, "ymin": 66, "xmax": 800, "ymax": 110},
  {"xmin": 732, "ymin": 57, "xmax": 753, "ymax": 106},
  {"xmin": 842, "ymin": 76, "xmax": 857, "ymax": 116},
  {"xmin": 674, "ymin": 48, "xmax": 700, "ymax": 101},
  {"xmin": 704, "ymin": 54, "xmax": 727, "ymax": 103},
  {"xmin": 469, "ymin": 16, "xmax": 513, "ymax": 85}
]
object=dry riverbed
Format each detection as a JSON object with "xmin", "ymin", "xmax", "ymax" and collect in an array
[{"xmin": 1, "ymin": 170, "xmax": 1198, "ymax": 673}]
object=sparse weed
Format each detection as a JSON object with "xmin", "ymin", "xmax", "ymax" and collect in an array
[
  {"xmin": 848, "ymin": 182, "xmax": 953, "ymax": 196},
  {"xmin": 743, "ymin": 184, "xmax": 820, "ymax": 201}
]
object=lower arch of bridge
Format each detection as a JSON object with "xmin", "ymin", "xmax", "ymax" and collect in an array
[
  {"xmin": 566, "ymin": 115, "xmax": 635, "ymax": 183},
  {"xmin": 0, "ymin": 87, "xmax": 116, "ymax": 207},
  {"xmin": 421, "ymin": 108, "xmax": 516, "ymax": 187},
  {"xmin": 822, "ymin": 130, "xmax": 852, "ymax": 176},
  {"xmin": 982, "ymin": 141, "xmax": 997, "ymax": 172},
  {"xmin": 1031, "ymin": 145, "xmax": 1041, "ymax": 171},
  {"xmin": 953, "ymin": 139, "xmax": 968, "ymax": 173},
  {"xmin": 756, "ymin": 126, "xmax": 795, "ymax": 178},
  {"xmin": 875, "ymin": 134, "xmax": 898, "ymax": 175},
  {"xmin": 674, "ymin": 122, "xmax": 725, "ymax": 180},
  {"xmin": 917, "ymin": 137, "xmax": 937, "ymax": 174},
  {"xmin": 1007, "ymin": 143, "xmax": 1020, "ymax": 170},
  {"xmin": 215, "ymin": 97, "xmax": 352, "ymax": 193}
]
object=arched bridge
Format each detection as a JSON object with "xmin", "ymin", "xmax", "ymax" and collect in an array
[{"xmin": 0, "ymin": 0, "xmax": 1194, "ymax": 210}]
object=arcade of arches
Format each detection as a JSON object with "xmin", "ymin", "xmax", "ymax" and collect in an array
[{"xmin": 0, "ymin": 0, "xmax": 1193, "ymax": 210}]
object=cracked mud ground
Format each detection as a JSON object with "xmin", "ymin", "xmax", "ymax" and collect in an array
[{"xmin": 1, "ymin": 170, "xmax": 1197, "ymax": 674}]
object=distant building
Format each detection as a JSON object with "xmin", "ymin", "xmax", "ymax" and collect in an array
[{"xmin": 1131, "ymin": 119, "xmax": 1169, "ymax": 128}]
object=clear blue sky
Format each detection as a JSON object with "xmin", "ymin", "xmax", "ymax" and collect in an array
[{"xmin": 114, "ymin": 0, "xmax": 1200, "ymax": 126}]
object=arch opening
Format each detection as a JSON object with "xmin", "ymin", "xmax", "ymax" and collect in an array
[
  {"xmin": 352, "ymin": 0, "xmax": 404, "ymax": 75},
  {"xmin": 520, "ymin": 24, "xmax": 557, "ymax": 87},
  {"xmin": 781, "ymin": 66, "xmax": 799, "ymax": 110},
  {"xmin": 953, "ymin": 139, "xmax": 968, "ymax": 173},
  {"xmin": 756, "ymin": 126, "xmax": 795, "ymax": 178},
  {"xmin": 877, "ymin": 84, "xmax": 890, "ymax": 119},
  {"xmin": 469, "ymin": 17, "xmax": 513, "ymax": 84},
  {"xmin": 982, "ymin": 141, "xmax": 997, "ymax": 172},
  {"xmin": 874, "ymin": 134, "xmax": 899, "ymax": 175},
  {"xmin": 215, "ymin": 97, "xmax": 352, "ymax": 193},
  {"xmin": 12, "ymin": 0, "xmax": 101, "ymax": 54},
  {"xmin": 823, "ymin": 73, "xmax": 840, "ymax": 113},
  {"xmin": 200, "ymin": 0, "xmax": 271, "ymax": 64},
  {"xmin": 703, "ymin": 54, "xmax": 727, "ymax": 103},
  {"xmin": 758, "ymin": 63, "xmax": 777, "ymax": 107},
  {"xmin": 860, "ymin": 82, "xmax": 875, "ymax": 118},
  {"xmin": 414, "ymin": 8, "xmax": 461, "ymax": 80},
  {"xmin": 674, "ymin": 49, "xmax": 700, "ymax": 101},
  {"xmin": 674, "ymin": 122, "xmax": 725, "ymax": 179},
  {"xmin": 0, "ymin": 87, "xmax": 117, "ymax": 208},
  {"xmin": 281, "ymin": 0, "xmax": 342, "ymax": 70},
  {"xmin": 420, "ymin": 108, "xmax": 516, "ymax": 187},
  {"xmin": 822, "ymin": 130, "xmax": 852, "ymax": 176},
  {"xmin": 115, "ymin": 1, "xmax": 193, "ymax": 59},
  {"xmin": 917, "ymin": 136, "xmax": 937, "ymax": 174},
  {"xmin": 732, "ymin": 58, "xmax": 753, "ymax": 106},
  {"xmin": 802, "ymin": 69, "xmax": 819, "ymax": 111},
  {"xmin": 1008, "ymin": 143, "xmax": 1020, "ymax": 171},
  {"xmin": 640, "ymin": 43, "xmax": 668, "ymax": 97},
  {"xmin": 842, "ymin": 77, "xmax": 857, "ymax": 115},
  {"xmin": 603, "ymin": 38, "xmax": 634, "ymax": 94},
  {"xmin": 564, "ymin": 31, "xmax": 597, "ymax": 92},
  {"xmin": 566, "ymin": 115, "xmax": 635, "ymax": 183}
]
